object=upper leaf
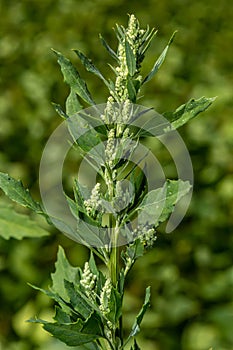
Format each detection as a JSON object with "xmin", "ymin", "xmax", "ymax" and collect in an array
[
  {"xmin": 164, "ymin": 96, "xmax": 216, "ymax": 130},
  {"xmin": 0, "ymin": 173, "xmax": 43, "ymax": 214},
  {"xmin": 99, "ymin": 34, "xmax": 119, "ymax": 61},
  {"xmin": 52, "ymin": 49, "xmax": 95, "ymax": 105},
  {"xmin": 73, "ymin": 49, "xmax": 110, "ymax": 88},
  {"xmin": 125, "ymin": 39, "xmax": 137, "ymax": 76},
  {"xmin": 142, "ymin": 31, "xmax": 177, "ymax": 84},
  {"xmin": 136, "ymin": 179, "xmax": 191, "ymax": 226}
]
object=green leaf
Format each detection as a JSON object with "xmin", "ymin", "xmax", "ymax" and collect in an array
[
  {"xmin": 42, "ymin": 322, "xmax": 100, "ymax": 346},
  {"xmin": 105, "ymin": 286, "xmax": 122, "ymax": 324},
  {"xmin": 121, "ymin": 238, "xmax": 145, "ymax": 276},
  {"xmin": 88, "ymin": 251, "xmax": 99, "ymax": 276},
  {"xmin": 28, "ymin": 284, "xmax": 72, "ymax": 315},
  {"xmin": 54, "ymin": 306, "xmax": 72, "ymax": 324},
  {"xmin": 159, "ymin": 179, "xmax": 192, "ymax": 224},
  {"xmin": 66, "ymin": 89, "xmax": 83, "ymax": 116},
  {"xmin": 129, "ymin": 286, "xmax": 151, "ymax": 338},
  {"xmin": 130, "ymin": 166, "xmax": 147, "ymax": 209},
  {"xmin": 139, "ymin": 27, "xmax": 158, "ymax": 57},
  {"xmin": 133, "ymin": 97, "xmax": 215, "ymax": 139},
  {"xmin": 99, "ymin": 34, "xmax": 119, "ymax": 61},
  {"xmin": 52, "ymin": 49, "xmax": 95, "ymax": 105},
  {"xmin": 143, "ymin": 31, "xmax": 177, "ymax": 84},
  {"xmin": 76, "ymin": 220, "xmax": 107, "ymax": 250},
  {"xmin": 164, "ymin": 96, "xmax": 216, "ymax": 130},
  {"xmin": 125, "ymin": 39, "xmax": 136, "ymax": 76},
  {"xmin": 0, "ymin": 204, "xmax": 49, "ymax": 240},
  {"xmin": 82, "ymin": 310, "xmax": 104, "ymax": 337},
  {"xmin": 51, "ymin": 246, "xmax": 80, "ymax": 302},
  {"xmin": 136, "ymin": 179, "xmax": 191, "ymax": 226},
  {"xmin": 73, "ymin": 49, "xmax": 109, "ymax": 87},
  {"xmin": 66, "ymin": 114, "xmax": 103, "ymax": 154},
  {"xmin": 0, "ymin": 172, "xmax": 42, "ymax": 214},
  {"xmin": 124, "ymin": 239, "xmax": 144, "ymax": 263}
]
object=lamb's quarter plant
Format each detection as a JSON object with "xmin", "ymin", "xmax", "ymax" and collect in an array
[{"xmin": 0, "ymin": 15, "xmax": 215, "ymax": 350}]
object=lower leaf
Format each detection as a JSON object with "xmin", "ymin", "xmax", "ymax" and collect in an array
[
  {"xmin": 0, "ymin": 204, "xmax": 49, "ymax": 240},
  {"xmin": 42, "ymin": 322, "xmax": 101, "ymax": 346}
]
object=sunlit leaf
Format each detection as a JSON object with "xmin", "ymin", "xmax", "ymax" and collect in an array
[
  {"xmin": 164, "ymin": 96, "xmax": 216, "ymax": 130},
  {"xmin": 66, "ymin": 88, "xmax": 83, "ymax": 116},
  {"xmin": 0, "ymin": 173, "xmax": 42, "ymax": 214},
  {"xmin": 51, "ymin": 246, "xmax": 80, "ymax": 302},
  {"xmin": 52, "ymin": 49, "xmax": 95, "ymax": 105},
  {"xmin": 135, "ymin": 179, "xmax": 191, "ymax": 226}
]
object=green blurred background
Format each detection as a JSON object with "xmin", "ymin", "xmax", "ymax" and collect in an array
[{"xmin": 0, "ymin": 0, "xmax": 232, "ymax": 349}]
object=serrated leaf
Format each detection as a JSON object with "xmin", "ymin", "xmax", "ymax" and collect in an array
[
  {"xmin": 52, "ymin": 49, "xmax": 95, "ymax": 105},
  {"xmin": 42, "ymin": 321, "xmax": 100, "ymax": 346},
  {"xmin": 66, "ymin": 89, "xmax": 83, "ymax": 116},
  {"xmin": 51, "ymin": 246, "xmax": 80, "ymax": 302},
  {"xmin": 0, "ymin": 172, "xmax": 42, "ymax": 214},
  {"xmin": 164, "ymin": 96, "xmax": 216, "ymax": 130},
  {"xmin": 136, "ymin": 179, "xmax": 191, "ymax": 226},
  {"xmin": 125, "ymin": 39, "xmax": 136, "ymax": 76},
  {"xmin": 133, "ymin": 97, "xmax": 215, "ymax": 138},
  {"xmin": 0, "ymin": 204, "xmax": 49, "ymax": 240},
  {"xmin": 143, "ymin": 31, "xmax": 177, "ymax": 84},
  {"xmin": 128, "ymin": 287, "xmax": 151, "ymax": 339}
]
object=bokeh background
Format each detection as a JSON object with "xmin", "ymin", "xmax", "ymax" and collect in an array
[{"xmin": 0, "ymin": 0, "xmax": 232, "ymax": 349}]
